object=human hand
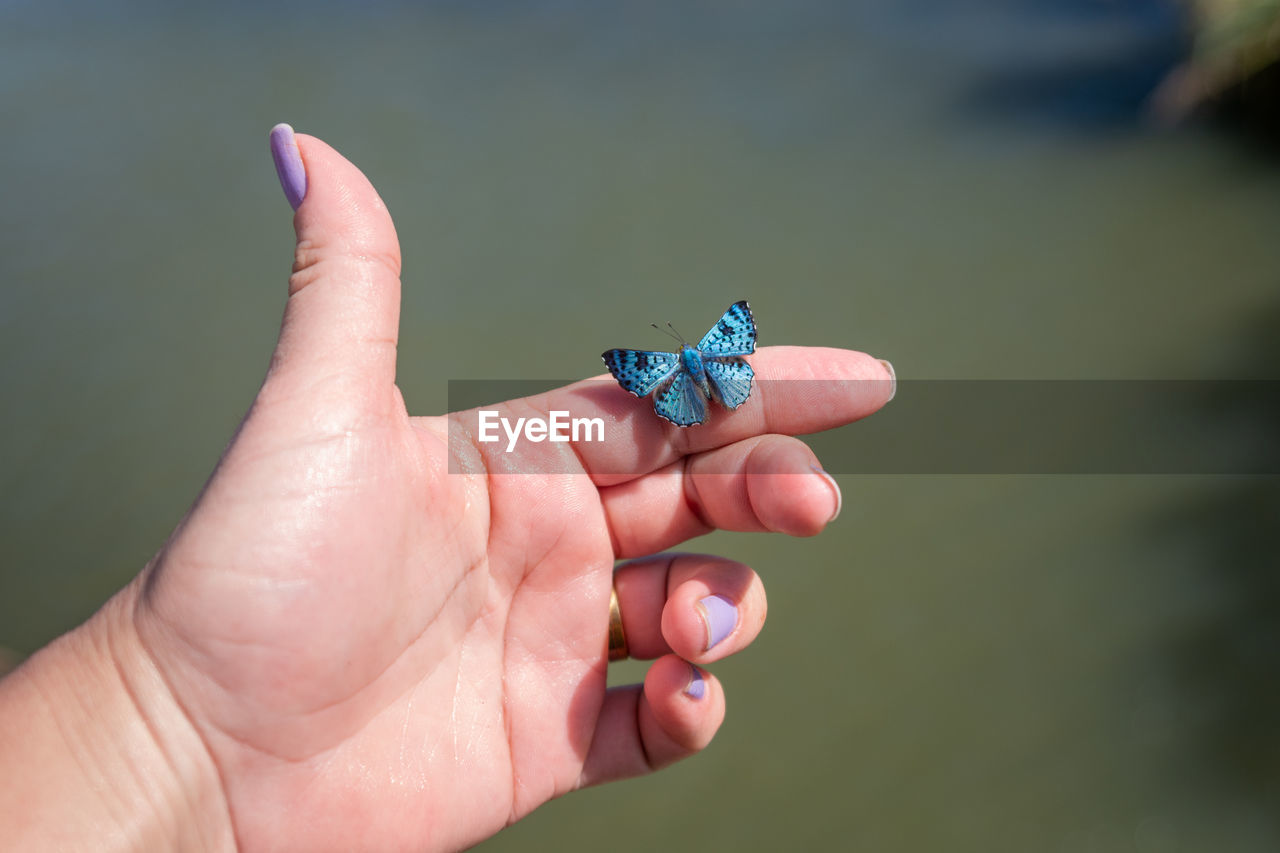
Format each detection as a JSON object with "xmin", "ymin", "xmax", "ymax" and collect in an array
[{"xmin": 0, "ymin": 127, "xmax": 893, "ymax": 852}]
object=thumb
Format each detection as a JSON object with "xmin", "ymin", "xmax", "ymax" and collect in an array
[{"xmin": 266, "ymin": 124, "xmax": 402, "ymax": 399}]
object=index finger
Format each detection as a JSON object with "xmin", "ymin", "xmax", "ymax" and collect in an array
[{"xmin": 517, "ymin": 346, "xmax": 894, "ymax": 485}]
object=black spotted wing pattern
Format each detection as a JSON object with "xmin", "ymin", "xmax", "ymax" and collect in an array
[{"xmin": 601, "ymin": 349, "xmax": 681, "ymax": 397}]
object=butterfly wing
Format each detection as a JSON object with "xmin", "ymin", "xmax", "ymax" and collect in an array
[
  {"xmin": 703, "ymin": 357, "xmax": 754, "ymax": 410},
  {"xmin": 652, "ymin": 368, "xmax": 708, "ymax": 426},
  {"xmin": 602, "ymin": 349, "xmax": 681, "ymax": 397},
  {"xmin": 696, "ymin": 300, "xmax": 757, "ymax": 358}
]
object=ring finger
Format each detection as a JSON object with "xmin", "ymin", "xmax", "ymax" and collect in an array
[{"xmin": 612, "ymin": 552, "xmax": 767, "ymax": 665}]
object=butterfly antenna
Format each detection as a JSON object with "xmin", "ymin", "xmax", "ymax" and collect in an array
[{"xmin": 651, "ymin": 322, "xmax": 684, "ymax": 344}]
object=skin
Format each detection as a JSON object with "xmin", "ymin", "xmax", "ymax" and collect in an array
[{"xmin": 0, "ymin": 135, "xmax": 894, "ymax": 852}]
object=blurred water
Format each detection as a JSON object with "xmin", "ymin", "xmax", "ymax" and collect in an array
[{"xmin": 2, "ymin": 1, "xmax": 1279, "ymax": 850}]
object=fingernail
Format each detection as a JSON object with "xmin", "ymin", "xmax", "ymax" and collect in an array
[
  {"xmin": 810, "ymin": 464, "xmax": 842, "ymax": 523},
  {"xmin": 685, "ymin": 664, "xmax": 707, "ymax": 700},
  {"xmin": 697, "ymin": 594, "xmax": 738, "ymax": 651},
  {"xmin": 878, "ymin": 359, "xmax": 896, "ymax": 402},
  {"xmin": 269, "ymin": 123, "xmax": 307, "ymax": 210}
]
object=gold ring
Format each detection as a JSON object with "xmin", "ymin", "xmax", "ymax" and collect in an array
[{"xmin": 607, "ymin": 587, "xmax": 629, "ymax": 661}]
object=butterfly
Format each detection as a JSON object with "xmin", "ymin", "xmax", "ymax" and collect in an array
[{"xmin": 602, "ymin": 300, "xmax": 757, "ymax": 427}]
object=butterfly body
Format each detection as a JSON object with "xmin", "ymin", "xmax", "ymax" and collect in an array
[
  {"xmin": 679, "ymin": 345, "xmax": 711, "ymax": 399},
  {"xmin": 602, "ymin": 300, "xmax": 757, "ymax": 427}
]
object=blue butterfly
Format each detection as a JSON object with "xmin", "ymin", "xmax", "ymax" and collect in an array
[{"xmin": 602, "ymin": 300, "xmax": 757, "ymax": 427}]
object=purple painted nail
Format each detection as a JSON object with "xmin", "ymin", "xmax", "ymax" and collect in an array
[
  {"xmin": 269, "ymin": 123, "xmax": 307, "ymax": 210},
  {"xmin": 685, "ymin": 664, "xmax": 706, "ymax": 700},
  {"xmin": 697, "ymin": 594, "xmax": 738, "ymax": 651}
]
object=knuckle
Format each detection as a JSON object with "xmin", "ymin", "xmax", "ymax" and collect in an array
[{"xmin": 289, "ymin": 239, "xmax": 401, "ymax": 297}]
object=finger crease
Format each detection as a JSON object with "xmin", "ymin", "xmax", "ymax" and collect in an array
[
  {"xmin": 679, "ymin": 456, "xmax": 714, "ymax": 534},
  {"xmin": 636, "ymin": 691, "xmax": 657, "ymax": 773}
]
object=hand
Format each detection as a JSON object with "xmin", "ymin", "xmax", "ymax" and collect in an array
[{"xmin": 0, "ymin": 129, "xmax": 894, "ymax": 852}]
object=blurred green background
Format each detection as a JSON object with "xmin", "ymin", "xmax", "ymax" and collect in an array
[{"xmin": 3, "ymin": 1, "xmax": 1279, "ymax": 850}]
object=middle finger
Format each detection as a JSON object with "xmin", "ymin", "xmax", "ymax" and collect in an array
[{"xmin": 600, "ymin": 433, "xmax": 842, "ymax": 559}]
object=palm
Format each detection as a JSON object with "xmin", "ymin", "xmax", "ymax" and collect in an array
[{"xmin": 139, "ymin": 376, "xmax": 615, "ymax": 850}]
